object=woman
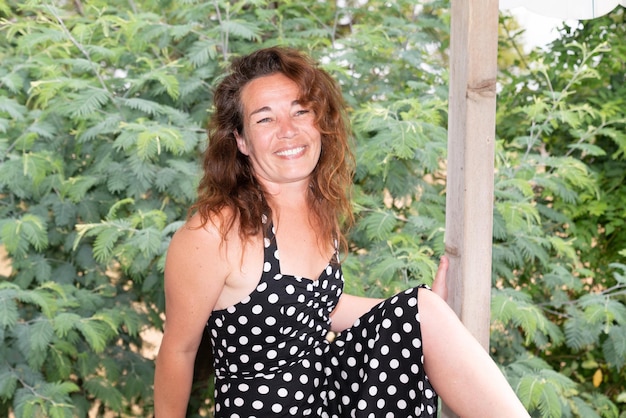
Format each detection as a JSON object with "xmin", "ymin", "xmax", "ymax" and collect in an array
[{"xmin": 154, "ymin": 46, "xmax": 529, "ymax": 417}]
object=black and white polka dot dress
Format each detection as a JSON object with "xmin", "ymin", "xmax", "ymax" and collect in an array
[{"xmin": 207, "ymin": 221, "xmax": 438, "ymax": 417}]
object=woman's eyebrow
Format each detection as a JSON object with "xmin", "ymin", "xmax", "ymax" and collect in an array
[
  {"xmin": 248, "ymin": 101, "xmax": 302, "ymax": 118},
  {"xmin": 249, "ymin": 106, "xmax": 271, "ymax": 118}
]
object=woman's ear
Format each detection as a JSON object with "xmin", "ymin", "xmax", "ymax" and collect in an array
[{"xmin": 234, "ymin": 130, "xmax": 249, "ymax": 156}]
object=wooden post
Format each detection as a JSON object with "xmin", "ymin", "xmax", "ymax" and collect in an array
[{"xmin": 443, "ymin": 1, "xmax": 499, "ymax": 417}]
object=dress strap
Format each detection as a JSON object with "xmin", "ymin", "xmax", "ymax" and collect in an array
[{"xmin": 262, "ymin": 216, "xmax": 281, "ymax": 276}]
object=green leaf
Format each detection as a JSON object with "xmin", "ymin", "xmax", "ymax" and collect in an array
[
  {"xmin": 567, "ymin": 142, "xmax": 606, "ymax": 157},
  {"xmin": 28, "ymin": 319, "xmax": 54, "ymax": 369},
  {"xmin": 564, "ymin": 310, "xmax": 602, "ymax": 350},
  {"xmin": 187, "ymin": 38, "xmax": 219, "ymax": 67},
  {"xmin": 367, "ymin": 254, "xmax": 407, "ymax": 285},
  {"xmin": 0, "ymin": 96, "xmax": 27, "ymax": 120},
  {"xmin": 47, "ymin": 341, "xmax": 76, "ymax": 380},
  {"xmin": 136, "ymin": 68, "xmax": 180, "ymax": 100},
  {"xmin": 83, "ymin": 376, "xmax": 123, "ymax": 412},
  {"xmin": 602, "ymin": 325, "xmax": 626, "ymax": 369},
  {"xmin": 491, "ymin": 289, "xmax": 563, "ymax": 345},
  {"xmin": 21, "ymin": 152, "xmax": 63, "ymax": 187},
  {"xmin": 359, "ymin": 210, "xmax": 397, "ymax": 240},
  {"xmin": 53, "ymin": 313, "xmax": 81, "ymax": 338},
  {"xmin": 128, "ymin": 227, "xmax": 163, "ymax": 257},
  {"xmin": 0, "ymin": 289, "xmax": 19, "ymax": 328},
  {"xmin": 0, "ymin": 366, "xmax": 18, "ymax": 400},
  {"xmin": 92, "ymin": 227, "xmax": 126, "ymax": 263},
  {"xmin": 570, "ymin": 396, "xmax": 602, "ymax": 418},
  {"xmin": 516, "ymin": 367, "xmax": 576, "ymax": 418},
  {"xmin": 69, "ymin": 88, "xmax": 111, "ymax": 118},
  {"xmin": 120, "ymin": 97, "xmax": 163, "ymax": 116},
  {"xmin": 30, "ymin": 254, "xmax": 52, "ymax": 284},
  {"xmin": 61, "ymin": 176, "xmax": 100, "ymax": 203},
  {"xmin": 75, "ymin": 318, "xmax": 115, "ymax": 353},
  {"xmin": 609, "ymin": 262, "xmax": 626, "ymax": 284},
  {"xmin": 76, "ymin": 114, "xmax": 123, "ymax": 143},
  {"xmin": 221, "ymin": 19, "xmax": 262, "ymax": 41}
]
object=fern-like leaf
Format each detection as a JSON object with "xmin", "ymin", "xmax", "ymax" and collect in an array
[
  {"xmin": 28, "ymin": 318, "xmax": 54, "ymax": 369},
  {"xmin": 0, "ymin": 288, "xmax": 19, "ymax": 328},
  {"xmin": 491, "ymin": 288, "xmax": 563, "ymax": 345},
  {"xmin": 120, "ymin": 97, "xmax": 163, "ymax": 116},
  {"xmin": 602, "ymin": 324, "xmax": 626, "ymax": 369},
  {"xmin": 83, "ymin": 376, "xmax": 123, "ymax": 412},
  {"xmin": 0, "ymin": 96, "xmax": 27, "ymax": 120},
  {"xmin": 0, "ymin": 365, "xmax": 18, "ymax": 399},
  {"xmin": 360, "ymin": 210, "xmax": 397, "ymax": 241},
  {"xmin": 92, "ymin": 227, "xmax": 126, "ymax": 263},
  {"xmin": 187, "ymin": 38, "xmax": 219, "ymax": 67},
  {"xmin": 52, "ymin": 313, "xmax": 81, "ymax": 338},
  {"xmin": 75, "ymin": 319, "xmax": 112, "ymax": 353},
  {"xmin": 70, "ymin": 88, "xmax": 111, "ymax": 118},
  {"xmin": 221, "ymin": 19, "xmax": 262, "ymax": 41},
  {"xmin": 564, "ymin": 309, "xmax": 602, "ymax": 350},
  {"xmin": 61, "ymin": 175, "xmax": 100, "ymax": 203}
]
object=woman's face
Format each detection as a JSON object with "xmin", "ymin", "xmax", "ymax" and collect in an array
[{"xmin": 235, "ymin": 72, "xmax": 322, "ymax": 189}]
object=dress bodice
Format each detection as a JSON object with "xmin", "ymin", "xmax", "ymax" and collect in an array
[{"xmin": 207, "ymin": 220, "xmax": 344, "ymax": 379}]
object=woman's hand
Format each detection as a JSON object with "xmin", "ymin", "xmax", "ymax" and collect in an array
[{"xmin": 432, "ymin": 255, "xmax": 448, "ymax": 302}]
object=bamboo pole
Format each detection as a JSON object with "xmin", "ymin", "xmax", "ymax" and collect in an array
[{"xmin": 442, "ymin": 0, "xmax": 500, "ymax": 416}]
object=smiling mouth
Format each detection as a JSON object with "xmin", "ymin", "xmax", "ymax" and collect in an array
[{"xmin": 276, "ymin": 146, "xmax": 305, "ymax": 157}]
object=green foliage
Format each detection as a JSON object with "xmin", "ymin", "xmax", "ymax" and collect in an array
[
  {"xmin": 0, "ymin": 0, "xmax": 212, "ymax": 415},
  {"xmin": 0, "ymin": 0, "xmax": 451, "ymax": 415},
  {"xmin": 1, "ymin": 0, "xmax": 625, "ymax": 417},
  {"xmin": 493, "ymin": 8, "xmax": 626, "ymax": 416}
]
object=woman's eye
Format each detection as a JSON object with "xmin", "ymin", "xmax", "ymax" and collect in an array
[
  {"xmin": 256, "ymin": 117, "xmax": 272, "ymax": 124},
  {"xmin": 295, "ymin": 109, "xmax": 310, "ymax": 116}
]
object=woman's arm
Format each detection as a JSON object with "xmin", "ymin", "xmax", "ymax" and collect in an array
[
  {"xmin": 419, "ymin": 288, "xmax": 530, "ymax": 417},
  {"xmin": 331, "ymin": 256, "xmax": 449, "ymax": 333},
  {"xmin": 154, "ymin": 217, "xmax": 228, "ymax": 418},
  {"xmin": 329, "ymin": 293, "xmax": 384, "ymax": 333}
]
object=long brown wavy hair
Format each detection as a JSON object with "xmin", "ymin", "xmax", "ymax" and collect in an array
[{"xmin": 192, "ymin": 46, "xmax": 355, "ymax": 251}]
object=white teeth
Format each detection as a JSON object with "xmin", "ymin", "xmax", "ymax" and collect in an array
[{"xmin": 276, "ymin": 146, "xmax": 305, "ymax": 156}]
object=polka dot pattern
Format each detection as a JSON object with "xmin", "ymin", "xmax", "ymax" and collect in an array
[{"xmin": 207, "ymin": 220, "xmax": 438, "ymax": 417}]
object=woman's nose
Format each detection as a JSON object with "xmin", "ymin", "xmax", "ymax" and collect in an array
[{"xmin": 278, "ymin": 117, "xmax": 297, "ymax": 138}]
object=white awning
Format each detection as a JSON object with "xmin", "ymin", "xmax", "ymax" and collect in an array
[{"xmin": 500, "ymin": 0, "xmax": 626, "ymax": 19}]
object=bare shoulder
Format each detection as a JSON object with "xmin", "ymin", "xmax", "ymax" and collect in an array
[
  {"xmin": 158, "ymin": 212, "xmax": 237, "ymax": 357},
  {"xmin": 169, "ymin": 212, "xmax": 222, "ymax": 253},
  {"xmin": 166, "ymin": 211, "xmax": 233, "ymax": 282},
  {"xmin": 164, "ymin": 212, "xmax": 237, "ymax": 314}
]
